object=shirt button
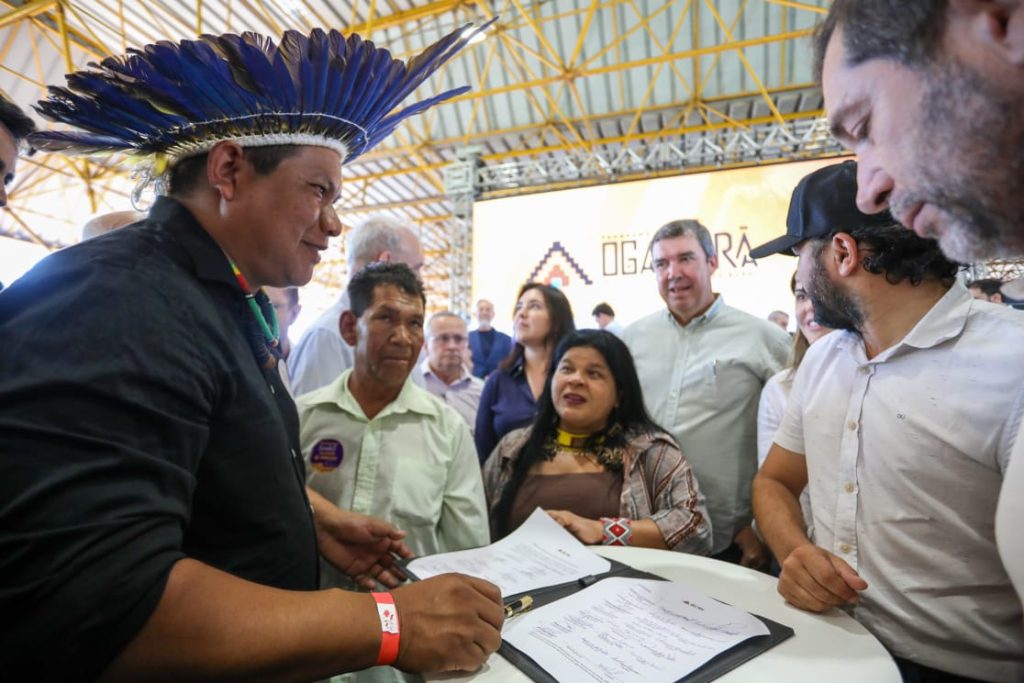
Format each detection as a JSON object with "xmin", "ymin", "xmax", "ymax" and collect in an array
[
  {"xmin": 845, "ymin": 482, "xmax": 856, "ymax": 493},
  {"xmin": 847, "ymin": 420, "xmax": 858, "ymax": 431},
  {"xmin": 859, "ymin": 365, "xmax": 870, "ymax": 374},
  {"xmin": 840, "ymin": 543, "xmax": 851, "ymax": 554}
]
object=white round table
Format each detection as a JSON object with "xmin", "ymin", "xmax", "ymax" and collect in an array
[{"xmin": 428, "ymin": 546, "xmax": 900, "ymax": 682}]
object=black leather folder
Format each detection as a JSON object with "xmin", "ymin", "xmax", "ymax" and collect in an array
[{"xmin": 404, "ymin": 556, "xmax": 794, "ymax": 683}]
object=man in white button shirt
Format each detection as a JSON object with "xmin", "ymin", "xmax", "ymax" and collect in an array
[
  {"xmin": 813, "ymin": 2, "xmax": 1024, "ymax": 629},
  {"xmin": 623, "ymin": 219, "xmax": 789, "ymax": 567},
  {"xmin": 752, "ymin": 161, "xmax": 1024, "ymax": 683},
  {"xmin": 415, "ymin": 311, "xmax": 484, "ymax": 434},
  {"xmin": 290, "ymin": 216, "xmax": 426, "ymax": 396}
]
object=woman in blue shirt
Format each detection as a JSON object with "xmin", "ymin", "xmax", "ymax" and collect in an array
[{"xmin": 474, "ymin": 283, "xmax": 575, "ymax": 463}]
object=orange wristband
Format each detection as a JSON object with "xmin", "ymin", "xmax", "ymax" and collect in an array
[{"xmin": 371, "ymin": 592, "xmax": 400, "ymax": 666}]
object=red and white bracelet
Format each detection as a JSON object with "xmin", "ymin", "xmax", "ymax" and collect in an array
[
  {"xmin": 371, "ymin": 592, "xmax": 400, "ymax": 666},
  {"xmin": 601, "ymin": 517, "xmax": 632, "ymax": 545}
]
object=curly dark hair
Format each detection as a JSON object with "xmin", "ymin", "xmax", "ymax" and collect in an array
[
  {"xmin": 840, "ymin": 222, "xmax": 959, "ymax": 286},
  {"xmin": 491, "ymin": 330, "xmax": 667, "ymax": 538},
  {"xmin": 347, "ymin": 261, "xmax": 426, "ymax": 318},
  {"xmin": 813, "ymin": 1, "xmax": 949, "ymax": 83}
]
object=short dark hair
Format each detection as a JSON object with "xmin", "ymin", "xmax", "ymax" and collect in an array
[
  {"xmin": 166, "ymin": 144, "xmax": 303, "ymax": 197},
  {"xmin": 499, "ymin": 283, "xmax": 576, "ymax": 371},
  {"xmin": 967, "ymin": 278, "xmax": 1004, "ymax": 297},
  {"xmin": 650, "ymin": 219, "xmax": 716, "ymax": 259},
  {"xmin": 813, "ymin": 1, "xmax": 949, "ymax": 83},
  {"xmin": 347, "ymin": 261, "xmax": 426, "ymax": 318},
  {"xmin": 591, "ymin": 302, "xmax": 614, "ymax": 317},
  {"xmin": 814, "ymin": 222, "xmax": 960, "ymax": 287},
  {"xmin": 0, "ymin": 96, "xmax": 36, "ymax": 143},
  {"xmin": 492, "ymin": 330, "xmax": 667, "ymax": 538}
]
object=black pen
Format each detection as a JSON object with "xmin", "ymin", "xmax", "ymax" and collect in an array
[{"xmin": 504, "ymin": 595, "xmax": 534, "ymax": 618}]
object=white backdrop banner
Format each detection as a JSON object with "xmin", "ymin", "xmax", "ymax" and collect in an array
[{"xmin": 472, "ymin": 158, "xmax": 839, "ymax": 330}]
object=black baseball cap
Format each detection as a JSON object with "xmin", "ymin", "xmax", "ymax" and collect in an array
[{"xmin": 749, "ymin": 160, "xmax": 895, "ymax": 259}]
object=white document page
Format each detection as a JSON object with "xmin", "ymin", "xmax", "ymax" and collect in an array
[
  {"xmin": 503, "ymin": 577, "xmax": 770, "ymax": 683},
  {"xmin": 405, "ymin": 507, "xmax": 611, "ymax": 597}
]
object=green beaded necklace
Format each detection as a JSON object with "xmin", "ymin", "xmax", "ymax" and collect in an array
[{"xmin": 228, "ymin": 259, "xmax": 280, "ymax": 367}]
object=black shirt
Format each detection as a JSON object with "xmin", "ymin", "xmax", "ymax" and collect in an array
[{"xmin": 0, "ymin": 197, "xmax": 319, "ymax": 680}]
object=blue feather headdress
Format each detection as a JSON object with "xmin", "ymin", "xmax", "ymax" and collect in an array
[{"xmin": 28, "ymin": 20, "xmax": 493, "ymax": 174}]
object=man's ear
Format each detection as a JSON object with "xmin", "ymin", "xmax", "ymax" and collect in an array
[
  {"xmin": 339, "ymin": 310, "xmax": 359, "ymax": 346},
  {"xmin": 831, "ymin": 232, "xmax": 862, "ymax": 278},
  {"xmin": 950, "ymin": 0, "xmax": 1024, "ymax": 66},
  {"xmin": 206, "ymin": 141, "xmax": 246, "ymax": 201}
]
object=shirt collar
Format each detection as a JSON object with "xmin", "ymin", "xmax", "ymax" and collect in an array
[
  {"xmin": 419, "ymin": 358, "xmax": 472, "ymax": 387},
  {"xmin": 837, "ymin": 283, "xmax": 969, "ymax": 363},
  {"xmin": 306, "ymin": 368, "xmax": 440, "ymax": 420},
  {"xmin": 665, "ymin": 293, "xmax": 725, "ymax": 328},
  {"xmin": 896, "ymin": 282, "xmax": 970, "ymax": 351},
  {"xmin": 150, "ymin": 196, "xmax": 236, "ymax": 289}
]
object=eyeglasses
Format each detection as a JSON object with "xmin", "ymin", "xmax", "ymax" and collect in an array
[{"xmin": 429, "ymin": 333, "xmax": 467, "ymax": 345}]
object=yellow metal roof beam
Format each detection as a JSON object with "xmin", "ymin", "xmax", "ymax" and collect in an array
[
  {"xmin": 765, "ymin": 0, "xmax": 827, "ymax": 14},
  {"xmin": 344, "ymin": 0, "xmax": 468, "ymax": 36},
  {"xmin": 447, "ymin": 28, "xmax": 814, "ymax": 103},
  {"xmin": 0, "ymin": 0, "xmax": 56, "ymax": 30},
  {"xmin": 358, "ymin": 81, "xmax": 818, "ymax": 161},
  {"xmin": 566, "ymin": 0, "xmax": 600, "ymax": 69},
  {"xmin": 580, "ymin": 0, "xmax": 675, "ymax": 70},
  {"xmin": 621, "ymin": 0, "xmax": 692, "ymax": 142},
  {"xmin": 498, "ymin": 30, "xmax": 589, "ymax": 151},
  {"xmin": 694, "ymin": 0, "xmax": 748, "ymax": 98},
  {"xmin": 702, "ymin": 0, "xmax": 786, "ymax": 126}
]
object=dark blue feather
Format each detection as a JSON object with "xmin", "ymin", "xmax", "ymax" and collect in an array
[
  {"xmin": 26, "ymin": 129, "xmax": 133, "ymax": 154},
  {"xmin": 30, "ymin": 20, "xmax": 490, "ymax": 161}
]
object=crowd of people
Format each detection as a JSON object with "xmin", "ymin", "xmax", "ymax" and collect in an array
[{"xmin": 0, "ymin": 2, "xmax": 1022, "ymax": 682}]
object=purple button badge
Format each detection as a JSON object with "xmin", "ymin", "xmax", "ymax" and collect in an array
[{"xmin": 310, "ymin": 439, "xmax": 344, "ymax": 472}]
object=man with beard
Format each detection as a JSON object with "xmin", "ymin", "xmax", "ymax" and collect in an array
[
  {"xmin": 813, "ymin": 0, "xmax": 1024, "ymax": 629},
  {"xmin": 751, "ymin": 162, "xmax": 1024, "ymax": 683}
]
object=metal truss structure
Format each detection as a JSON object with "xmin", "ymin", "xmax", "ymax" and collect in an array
[{"xmin": 446, "ymin": 115, "xmax": 842, "ymax": 197}]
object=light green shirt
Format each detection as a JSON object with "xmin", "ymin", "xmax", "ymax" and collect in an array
[
  {"xmin": 623, "ymin": 295, "xmax": 789, "ymax": 554},
  {"xmin": 297, "ymin": 369, "xmax": 489, "ymax": 583}
]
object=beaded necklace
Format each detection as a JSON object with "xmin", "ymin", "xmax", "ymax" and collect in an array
[
  {"xmin": 544, "ymin": 426, "xmax": 625, "ymax": 472},
  {"xmin": 228, "ymin": 259, "xmax": 280, "ymax": 369}
]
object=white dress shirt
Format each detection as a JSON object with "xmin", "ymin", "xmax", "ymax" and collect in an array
[
  {"xmin": 997, "ymin": 421, "xmax": 1024, "ymax": 625},
  {"xmin": 624, "ymin": 295, "xmax": 790, "ymax": 553},
  {"xmin": 775, "ymin": 284, "xmax": 1024, "ymax": 681},
  {"xmin": 288, "ymin": 291, "xmax": 353, "ymax": 396},
  {"xmin": 414, "ymin": 359, "xmax": 484, "ymax": 435},
  {"xmin": 756, "ymin": 369, "xmax": 790, "ymax": 468}
]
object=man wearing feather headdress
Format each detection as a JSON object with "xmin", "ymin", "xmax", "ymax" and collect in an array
[{"xmin": 0, "ymin": 23, "xmax": 503, "ymax": 681}]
